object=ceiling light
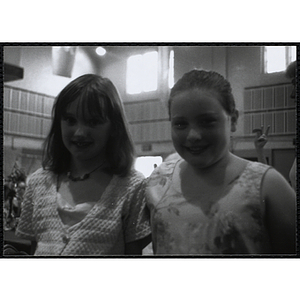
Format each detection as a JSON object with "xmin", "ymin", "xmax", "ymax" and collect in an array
[{"xmin": 96, "ymin": 47, "xmax": 106, "ymax": 56}]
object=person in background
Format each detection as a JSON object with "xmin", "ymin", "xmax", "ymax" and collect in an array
[
  {"xmin": 254, "ymin": 61, "xmax": 297, "ymax": 190},
  {"xmin": 16, "ymin": 74, "xmax": 151, "ymax": 256},
  {"xmin": 146, "ymin": 69, "xmax": 296, "ymax": 255},
  {"xmin": 253, "ymin": 125, "xmax": 270, "ymax": 165},
  {"xmin": 13, "ymin": 181, "xmax": 26, "ymax": 218},
  {"xmin": 286, "ymin": 60, "xmax": 297, "ymax": 191}
]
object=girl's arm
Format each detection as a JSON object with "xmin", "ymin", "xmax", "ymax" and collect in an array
[
  {"xmin": 123, "ymin": 176, "xmax": 152, "ymax": 255},
  {"xmin": 262, "ymin": 168, "xmax": 296, "ymax": 254}
]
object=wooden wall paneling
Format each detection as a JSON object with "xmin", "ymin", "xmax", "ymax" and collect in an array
[
  {"xmin": 244, "ymin": 90, "xmax": 252, "ymax": 111},
  {"xmin": 20, "ymin": 90, "xmax": 28, "ymax": 111},
  {"xmin": 43, "ymin": 96, "xmax": 54, "ymax": 115},
  {"xmin": 37, "ymin": 117, "xmax": 44, "ymax": 136},
  {"xmin": 11, "ymin": 89, "xmax": 19, "ymax": 110},
  {"xmin": 286, "ymin": 111, "xmax": 296, "ymax": 133},
  {"xmin": 28, "ymin": 93, "xmax": 37, "ymax": 112},
  {"xmin": 264, "ymin": 112, "xmax": 273, "ymax": 134},
  {"xmin": 263, "ymin": 87, "xmax": 273, "ymax": 109},
  {"xmin": 274, "ymin": 111, "xmax": 285, "ymax": 133},
  {"xmin": 144, "ymin": 102, "xmax": 151, "ymax": 120},
  {"xmin": 19, "ymin": 114, "xmax": 28, "ymax": 134},
  {"xmin": 10, "ymin": 113, "xmax": 18, "ymax": 133},
  {"xmin": 253, "ymin": 89, "xmax": 263, "ymax": 110},
  {"xmin": 4, "ymin": 87, "xmax": 11, "ymax": 108},
  {"xmin": 252, "ymin": 113, "xmax": 263, "ymax": 130},
  {"xmin": 4, "ymin": 111, "xmax": 10, "ymax": 132},
  {"xmin": 27, "ymin": 115, "xmax": 36, "ymax": 136},
  {"xmin": 36, "ymin": 95, "xmax": 44, "ymax": 114},
  {"xmin": 244, "ymin": 114, "xmax": 252, "ymax": 135},
  {"xmin": 274, "ymin": 86, "xmax": 285, "ymax": 108}
]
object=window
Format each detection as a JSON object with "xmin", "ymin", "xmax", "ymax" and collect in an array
[
  {"xmin": 126, "ymin": 51, "xmax": 158, "ymax": 94},
  {"xmin": 134, "ymin": 156, "xmax": 163, "ymax": 177},
  {"xmin": 264, "ymin": 46, "xmax": 296, "ymax": 73},
  {"xmin": 168, "ymin": 50, "xmax": 174, "ymax": 88}
]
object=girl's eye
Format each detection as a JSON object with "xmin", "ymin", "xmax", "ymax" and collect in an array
[
  {"xmin": 62, "ymin": 116, "xmax": 77, "ymax": 125},
  {"xmin": 172, "ymin": 121, "xmax": 188, "ymax": 129},
  {"xmin": 198, "ymin": 119, "xmax": 216, "ymax": 127},
  {"xmin": 87, "ymin": 119, "xmax": 101, "ymax": 127}
]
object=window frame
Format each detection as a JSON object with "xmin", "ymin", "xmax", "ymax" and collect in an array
[{"xmin": 263, "ymin": 46, "xmax": 296, "ymax": 74}]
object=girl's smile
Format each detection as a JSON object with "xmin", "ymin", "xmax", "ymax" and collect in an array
[
  {"xmin": 170, "ymin": 88, "xmax": 236, "ymax": 169},
  {"xmin": 61, "ymin": 98, "xmax": 112, "ymax": 166}
]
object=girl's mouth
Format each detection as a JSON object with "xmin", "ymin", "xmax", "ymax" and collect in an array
[
  {"xmin": 185, "ymin": 145, "xmax": 209, "ymax": 154},
  {"xmin": 72, "ymin": 141, "xmax": 92, "ymax": 148}
]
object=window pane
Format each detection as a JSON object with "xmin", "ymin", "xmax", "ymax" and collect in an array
[
  {"xmin": 265, "ymin": 46, "xmax": 286, "ymax": 73},
  {"xmin": 127, "ymin": 51, "xmax": 158, "ymax": 94},
  {"xmin": 168, "ymin": 50, "xmax": 174, "ymax": 89},
  {"xmin": 127, "ymin": 55, "xmax": 143, "ymax": 94},
  {"xmin": 142, "ymin": 51, "xmax": 158, "ymax": 92},
  {"xmin": 290, "ymin": 46, "xmax": 296, "ymax": 62}
]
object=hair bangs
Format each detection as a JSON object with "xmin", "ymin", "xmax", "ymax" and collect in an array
[{"xmin": 74, "ymin": 89, "xmax": 111, "ymax": 123}]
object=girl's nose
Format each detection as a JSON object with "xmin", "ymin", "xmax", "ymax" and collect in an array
[
  {"xmin": 73, "ymin": 124, "xmax": 87, "ymax": 136},
  {"xmin": 187, "ymin": 127, "xmax": 202, "ymax": 142}
]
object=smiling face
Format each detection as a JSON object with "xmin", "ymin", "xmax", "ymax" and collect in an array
[
  {"xmin": 170, "ymin": 88, "xmax": 236, "ymax": 169},
  {"xmin": 61, "ymin": 97, "xmax": 112, "ymax": 166}
]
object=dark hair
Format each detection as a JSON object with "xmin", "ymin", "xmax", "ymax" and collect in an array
[
  {"xmin": 168, "ymin": 69, "xmax": 237, "ymax": 118},
  {"xmin": 43, "ymin": 74, "xmax": 135, "ymax": 177},
  {"xmin": 286, "ymin": 61, "xmax": 296, "ymax": 79}
]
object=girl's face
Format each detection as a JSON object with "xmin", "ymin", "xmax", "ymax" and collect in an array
[
  {"xmin": 61, "ymin": 98, "xmax": 112, "ymax": 165},
  {"xmin": 170, "ymin": 88, "xmax": 236, "ymax": 169}
]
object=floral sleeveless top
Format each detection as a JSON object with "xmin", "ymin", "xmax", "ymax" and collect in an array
[{"xmin": 146, "ymin": 158, "xmax": 272, "ymax": 255}]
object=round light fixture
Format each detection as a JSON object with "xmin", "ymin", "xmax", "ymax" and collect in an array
[{"xmin": 96, "ymin": 47, "xmax": 106, "ymax": 56}]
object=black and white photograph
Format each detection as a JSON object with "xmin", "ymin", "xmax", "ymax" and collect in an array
[
  {"xmin": 1, "ymin": 3, "xmax": 299, "ymax": 299},
  {"xmin": 2, "ymin": 44, "xmax": 297, "ymax": 257}
]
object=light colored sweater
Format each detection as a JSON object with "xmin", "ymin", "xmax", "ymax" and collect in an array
[{"xmin": 16, "ymin": 168, "xmax": 151, "ymax": 256}]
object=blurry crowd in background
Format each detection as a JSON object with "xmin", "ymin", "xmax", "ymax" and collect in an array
[{"xmin": 3, "ymin": 163, "xmax": 27, "ymax": 231}]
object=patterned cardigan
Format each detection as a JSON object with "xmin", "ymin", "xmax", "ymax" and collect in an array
[{"xmin": 16, "ymin": 168, "xmax": 151, "ymax": 256}]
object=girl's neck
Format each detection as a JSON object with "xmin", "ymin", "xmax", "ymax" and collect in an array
[
  {"xmin": 181, "ymin": 153, "xmax": 247, "ymax": 186},
  {"xmin": 70, "ymin": 158, "xmax": 107, "ymax": 174},
  {"xmin": 190, "ymin": 152, "xmax": 231, "ymax": 175}
]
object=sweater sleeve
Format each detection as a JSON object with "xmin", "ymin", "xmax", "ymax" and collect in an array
[{"xmin": 123, "ymin": 175, "xmax": 151, "ymax": 243}]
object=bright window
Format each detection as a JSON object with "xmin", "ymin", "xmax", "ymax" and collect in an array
[
  {"xmin": 264, "ymin": 46, "xmax": 296, "ymax": 73},
  {"xmin": 126, "ymin": 51, "xmax": 158, "ymax": 94},
  {"xmin": 134, "ymin": 156, "xmax": 163, "ymax": 177},
  {"xmin": 168, "ymin": 50, "xmax": 174, "ymax": 88}
]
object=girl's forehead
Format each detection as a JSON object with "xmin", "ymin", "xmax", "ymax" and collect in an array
[
  {"xmin": 172, "ymin": 88, "xmax": 222, "ymax": 107},
  {"xmin": 64, "ymin": 97, "xmax": 103, "ymax": 114},
  {"xmin": 171, "ymin": 89, "xmax": 226, "ymax": 116},
  {"xmin": 174, "ymin": 88, "xmax": 220, "ymax": 99}
]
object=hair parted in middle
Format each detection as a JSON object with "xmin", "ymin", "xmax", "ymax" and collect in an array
[
  {"xmin": 42, "ymin": 74, "xmax": 135, "ymax": 177},
  {"xmin": 168, "ymin": 69, "xmax": 237, "ymax": 119}
]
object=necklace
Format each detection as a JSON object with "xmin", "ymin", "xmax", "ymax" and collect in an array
[{"xmin": 67, "ymin": 163, "xmax": 105, "ymax": 182}]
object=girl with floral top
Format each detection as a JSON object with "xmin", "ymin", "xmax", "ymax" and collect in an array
[{"xmin": 146, "ymin": 70, "xmax": 296, "ymax": 255}]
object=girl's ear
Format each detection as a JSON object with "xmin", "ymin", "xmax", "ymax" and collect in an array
[{"xmin": 230, "ymin": 109, "xmax": 239, "ymax": 132}]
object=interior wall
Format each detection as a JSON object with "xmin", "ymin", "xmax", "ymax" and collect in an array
[
  {"xmin": 3, "ymin": 45, "xmax": 295, "ymax": 176},
  {"xmin": 3, "ymin": 46, "xmax": 101, "ymax": 178},
  {"xmin": 4, "ymin": 46, "xmax": 99, "ymax": 96},
  {"xmin": 227, "ymin": 46, "xmax": 292, "ymax": 137},
  {"xmin": 99, "ymin": 52, "xmax": 128, "ymax": 100}
]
